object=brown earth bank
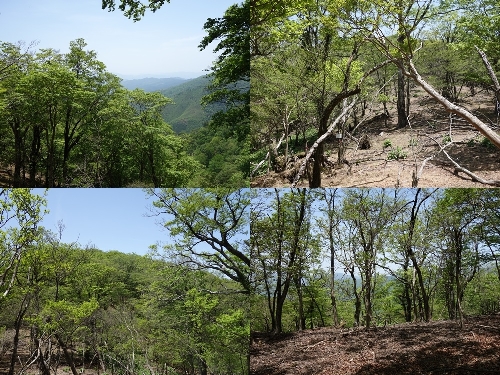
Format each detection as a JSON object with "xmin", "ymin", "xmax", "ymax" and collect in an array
[
  {"xmin": 251, "ymin": 90, "xmax": 500, "ymax": 188},
  {"xmin": 250, "ymin": 315, "xmax": 500, "ymax": 375}
]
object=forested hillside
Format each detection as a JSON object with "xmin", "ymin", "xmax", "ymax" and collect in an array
[
  {"xmin": 119, "ymin": 76, "xmax": 214, "ymax": 134},
  {"xmin": 250, "ymin": 187, "xmax": 500, "ymax": 372},
  {"xmin": 0, "ymin": 39, "xmax": 205, "ymax": 188},
  {"xmin": 251, "ymin": 0, "xmax": 500, "ymax": 188},
  {"xmin": 121, "ymin": 77, "xmax": 189, "ymax": 92},
  {"xmin": 160, "ymin": 75, "xmax": 214, "ymax": 133},
  {"xmin": 99, "ymin": 0, "xmax": 250, "ymax": 188},
  {"xmin": 0, "ymin": 0, "xmax": 250, "ymax": 188},
  {"xmin": 180, "ymin": 1, "xmax": 250, "ymax": 188},
  {"xmin": 0, "ymin": 188, "xmax": 250, "ymax": 375}
]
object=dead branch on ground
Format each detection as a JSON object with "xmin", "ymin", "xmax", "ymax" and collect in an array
[
  {"xmin": 404, "ymin": 60, "xmax": 500, "ymax": 149},
  {"xmin": 251, "ymin": 133, "xmax": 285, "ymax": 177},
  {"xmin": 420, "ymin": 134, "xmax": 500, "ymax": 187}
]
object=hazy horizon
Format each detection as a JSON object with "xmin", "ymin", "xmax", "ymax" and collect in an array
[
  {"xmin": 1, "ymin": 0, "xmax": 236, "ymax": 77},
  {"xmin": 117, "ymin": 72, "xmax": 204, "ymax": 80}
]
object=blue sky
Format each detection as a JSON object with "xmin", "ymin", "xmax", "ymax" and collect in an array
[
  {"xmin": 35, "ymin": 188, "xmax": 170, "ymax": 255},
  {"xmin": 0, "ymin": 0, "xmax": 238, "ymax": 79}
]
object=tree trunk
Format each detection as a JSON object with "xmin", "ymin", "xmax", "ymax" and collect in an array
[
  {"xmin": 309, "ymin": 113, "xmax": 326, "ymax": 188},
  {"xmin": 149, "ymin": 145, "xmax": 158, "ymax": 187},
  {"xmin": 8, "ymin": 296, "xmax": 30, "ymax": 375},
  {"xmin": 402, "ymin": 266, "xmax": 412, "ymax": 322},
  {"xmin": 200, "ymin": 357, "xmax": 208, "ymax": 375},
  {"xmin": 33, "ymin": 333, "xmax": 51, "ymax": 375},
  {"xmin": 29, "ymin": 125, "xmax": 41, "ymax": 187},
  {"xmin": 397, "ymin": 67, "xmax": 409, "ymax": 128},
  {"xmin": 349, "ymin": 267, "xmax": 361, "ymax": 327},
  {"xmin": 262, "ymin": 256, "xmax": 277, "ymax": 333},
  {"xmin": 10, "ymin": 118, "xmax": 24, "ymax": 187},
  {"xmin": 406, "ymin": 73, "xmax": 411, "ymax": 114},
  {"xmin": 275, "ymin": 295, "xmax": 285, "ymax": 334},
  {"xmin": 293, "ymin": 101, "xmax": 357, "ymax": 187},
  {"xmin": 310, "ymin": 87, "xmax": 361, "ymax": 188},
  {"xmin": 330, "ymin": 256, "xmax": 339, "ymax": 327},
  {"xmin": 56, "ymin": 334, "xmax": 79, "ymax": 375},
  {"xmin": 284, "ymin": 118, "xmax": 289, "ymax": 171},
  {"xmin": 364, "ymin": 263, "xmax": 373, "ymax": 328},
  {"xmin": 311, "ymin": 141, "xmax": 323, "ymax": 188},
  {"xmin": 63, "ymin": 107, "xmax": 75, "ymax": 186},
  {"xmin": 476, "ymin": 47, "xmax": 500, "ymax": 116},
  {"xmin": 273, "ymin": 190, "xmax": 284, "ymax": 334},
  {"xmin": 294, "ymin": 275, "xmax": 306, "ymax": 330},
  {"xmin": 322, "ymin": 189, "xmax": 340, "ymax": 327},
  {"xmin": 412, "ymin": 270, "xmax": 419, "ymax": 322},
  {"xmin": 455, "ymin": 239, "xmax": 463, "ymax": 327},
  {"xmin": 45, "ymin": 111, "xmax": 59, "ymax": 187}
]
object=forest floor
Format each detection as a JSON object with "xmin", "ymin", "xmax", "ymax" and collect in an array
[
  {"xmin": 0, "ymin": 329, "xmax": 100, "ymax": 375},
  {"xmin": 251, "ymin": 89, "xmax": 500, "ymax": 188},
  {"xmin": 250, "ymin": 314, "xmax": 500, "ymax": 375}
]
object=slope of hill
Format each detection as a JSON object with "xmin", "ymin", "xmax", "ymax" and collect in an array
[
  {"xmin": 121, "ymin": 77, "xmax": 190, "ymax": 92},
  {"xmin": 251, "ymin": 315, "xmax": 500, "ymax": 375},
  {"xmin": 160, "ymin": 75, "xmax": 214, "ymax": 133}
]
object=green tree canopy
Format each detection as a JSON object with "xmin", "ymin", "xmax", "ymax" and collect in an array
[
  {"xmin": 101, "ymin": 0, "xmax": 170, "ymax": 21},
  {"xmin": 148, "ymin": 188, "xmax": 251, "ymax": 293}
]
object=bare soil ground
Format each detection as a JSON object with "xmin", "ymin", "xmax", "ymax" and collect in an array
[
  {"xmin": 250, "ymin": 315, "xmax": 500, "ymax": 375},
  {"xmin": 251, "ymin": 90, "xmax": 500, "ymax": 188}
]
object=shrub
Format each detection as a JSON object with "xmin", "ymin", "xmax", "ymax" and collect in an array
[{"xmin": 387, "ymin": 146, "xmax": 407, "ymax": 160}]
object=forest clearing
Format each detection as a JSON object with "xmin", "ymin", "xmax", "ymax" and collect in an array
[{"xmin": 250, "ymin": 314, "xmax": 500, "ymax": 375}]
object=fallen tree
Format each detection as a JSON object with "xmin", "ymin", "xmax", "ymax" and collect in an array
[
  {"xmin": 403, "ymin": 59, "xmax": 500, "ymax": 149},
  {"xmin": 476, "ymin": 46, "xmax": 500, "ymax": 116}
]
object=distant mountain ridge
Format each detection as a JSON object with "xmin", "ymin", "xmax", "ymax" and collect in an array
[
  {"xmin": 121, "ymin": 77, "xmax": 191, "ymax": 92},
  {"xmin": 121, "ymin": 75, "xmax": 227, "ymax": 134},
  {"xmin": 160, "ymin": 77, "xmax": 248, "ymax": 134},
  {"xmin": 160, "ymin": 75, "xmax": 215, "ymax": 133}
]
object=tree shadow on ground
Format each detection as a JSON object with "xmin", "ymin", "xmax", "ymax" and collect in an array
[{"xmin": 444, "ymin": 142, "xmax": 500, "ymax": 173}]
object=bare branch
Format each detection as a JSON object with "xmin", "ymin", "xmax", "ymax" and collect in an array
[{"xmin": 423, "ymin": 134, "xmax": 500, "ymax": 187}]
